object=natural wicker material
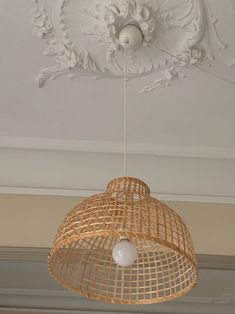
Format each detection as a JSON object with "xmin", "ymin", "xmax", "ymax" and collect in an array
[{"xmin": 48, "ymin": 177, "xmax": 198, "ymax": 304}]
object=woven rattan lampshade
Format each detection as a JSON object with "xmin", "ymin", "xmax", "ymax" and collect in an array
[{"xmin": 48, "ymin": 176, "xmax": 198, "ymax": 304}]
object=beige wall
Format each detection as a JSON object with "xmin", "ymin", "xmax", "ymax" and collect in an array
[{"xmin": 0, "ymin": 194, "xmax": 234, "ymax": 256}]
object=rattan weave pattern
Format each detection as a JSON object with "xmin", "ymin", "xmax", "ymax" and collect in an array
[{"xmin": 48, "ymin": 177, "xmax": 198, "ymax": 304}]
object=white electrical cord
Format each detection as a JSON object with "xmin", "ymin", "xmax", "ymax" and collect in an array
[{"xmin": 123, "ymin": 48, "xmax": 127, "ymax": 177}]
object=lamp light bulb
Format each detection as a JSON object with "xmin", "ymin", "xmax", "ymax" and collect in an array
[{"xmin": 112, "ymin": 238, "xmax": 137, "ymax": 267}]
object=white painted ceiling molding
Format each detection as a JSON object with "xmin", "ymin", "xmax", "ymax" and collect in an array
[
  {"xmin": 0, "ymin": 139, "xmax": 235, "ymax": 203},
  {"xmin": 1, "ymin": 247, "xmax": 235, "ymax": 271},
  {"xmin": 31, "ymin": 0, "xmax": 235, "ymax": 90},
  {"xmin": 1, "ymin": 251, "xmax": 235, "ymax": 313},
  {"xmin": 1, "ymin": 288, "xmax": 235, "ymax": 314},
  {"xmin": 1, "ymin": 136, "xmax": 235, "ymax": 159}
]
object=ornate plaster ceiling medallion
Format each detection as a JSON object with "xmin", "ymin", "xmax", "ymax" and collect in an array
[{"xmin": 32, "ymin": 0, "xmax": 235, "ymax": 91}]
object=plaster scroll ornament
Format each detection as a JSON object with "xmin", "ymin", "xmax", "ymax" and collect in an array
[{"xmin": 31, "ymin": 0, "xmax": 235, "ymax": 91}]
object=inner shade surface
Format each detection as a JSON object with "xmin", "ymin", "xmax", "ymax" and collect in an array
[{"xmin": 48, "ymin": 177, "xmax": 198, "ymax": 304}]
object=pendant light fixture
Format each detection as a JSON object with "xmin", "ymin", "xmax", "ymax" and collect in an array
[{"xmin": 48, "ymin": 24, "xmax": 198, "ymax": 305}]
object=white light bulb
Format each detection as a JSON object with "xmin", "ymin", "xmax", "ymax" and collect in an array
[{"xmin": 112, "ymin": 239, "xmax": 137, "ymax": 267}]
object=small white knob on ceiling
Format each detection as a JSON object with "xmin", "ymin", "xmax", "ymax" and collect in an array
[{"xmin": 119, "ymin": 24, "xmax": 143, "ymax": 50}]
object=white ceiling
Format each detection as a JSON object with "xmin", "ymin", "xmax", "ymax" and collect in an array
[
  {"xmin": 0, "ymin": 0, "xmax": 235, "ymax": 203},
  {"xmin": 0, "ymin": 0, "xmax": 235, "ymax": 147}
]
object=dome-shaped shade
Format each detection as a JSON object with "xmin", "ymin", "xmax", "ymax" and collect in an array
[{"xmin": 48, "ymin": 177, "xmax": 198, "ymax": 304}]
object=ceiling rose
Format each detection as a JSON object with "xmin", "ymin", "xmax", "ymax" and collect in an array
[{"xmin": 31, "ymin": 0, "xmax": 235, "ymax": 90}]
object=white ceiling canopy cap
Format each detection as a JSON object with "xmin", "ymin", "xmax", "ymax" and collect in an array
[{"xmin": 119, "ymin": 24, "xmax": 143, "ymax": 50}]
